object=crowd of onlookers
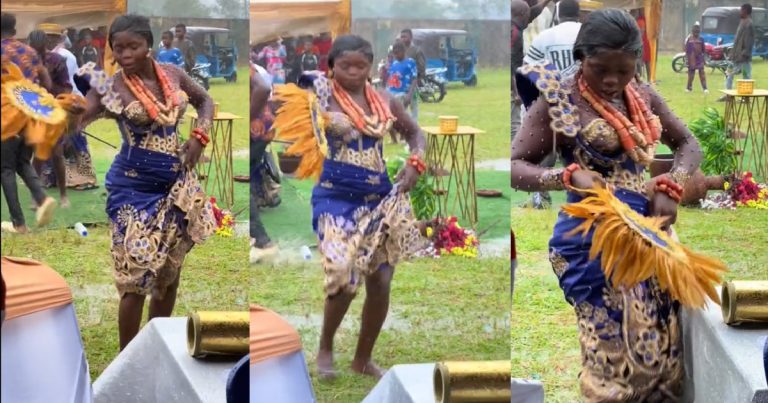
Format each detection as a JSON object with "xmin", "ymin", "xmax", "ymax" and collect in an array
[{"xmin": 250, "ymin": 32, "xmax": 332, "ymax": 84}]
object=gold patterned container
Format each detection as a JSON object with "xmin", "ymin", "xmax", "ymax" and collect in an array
[
  {"xmin": 439, "ymin": 116, "xmax": 458, "ymax": 133},
  {"xmin": 186, "ymin": 311, "xmax": 250, "ymax": 358},
  {"xmin": 721, "ymin": 281, "xmax": 768, "ymax": 325},
  {"xmin": 214, "ymin": 102, "xmax": 220, "ymax": 117},
  {"xmin": 434, "ymin": 361, "xmax": 511, "ymax": 402},
  {"xmin": 736, "ymin": 80, "xmax": 755, "ymax": 95}
]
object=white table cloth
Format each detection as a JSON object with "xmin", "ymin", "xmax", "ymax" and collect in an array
[{"xmin": 93, "ymin": 317, "xmax": 237, "ymax": 403}]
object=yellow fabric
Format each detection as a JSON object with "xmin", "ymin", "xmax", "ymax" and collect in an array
[
  {"xmin": 1, "ymin": 62, "xmax": 83, "ymax": 160},
  {"xmin": 644, "ymin": 0, "xmax": 662, "ymax": 82},
  {"xmin": 271, "ymin": 83, "xmax": 328, "ymax": 180},
  {"xmin": 562, "ymin": 185, "xmax": 727, "ymax": 308},
  {"xmin": 1, "ymin": 0, "xmax": 125, "ymax": 13},
  {"xmin": 249, "ymin": 0, "xmax": 351, "ymax": 42}
]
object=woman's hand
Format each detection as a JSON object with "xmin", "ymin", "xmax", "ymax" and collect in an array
[
  {"xmin": 395, "ymin": 164, "xmax": 420, "ymax": 193},
  {"xmin": 649, "ymin": 191, "xmax": 678, "ymax": 231},
  {"xmin": 568, "ymin": 169, "xmax": 606, "ymax": 192},
  {"xmin": 181, "ymin": 137, "xmax": 205, "ymax": 169}
]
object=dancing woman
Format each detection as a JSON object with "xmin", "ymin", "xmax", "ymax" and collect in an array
[
  {"xmin": 510, "ymin": 10, "xmax": 702, "ymax": 401},
  {"xmin": 75, "ymin": 15, "xmax": 215, "ymax": 350},
  {"xmin": 273, "ymin": 35, "xmax": 427, "ymax": 378}
]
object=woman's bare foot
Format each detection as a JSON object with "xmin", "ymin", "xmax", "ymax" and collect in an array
[
  {"xmin": 317, "ymin": 349, "xmax": 337, "ymax": 380},
  {"xmin": 351, "ymin": 360, "xmax": 386, "ymax": 379}
]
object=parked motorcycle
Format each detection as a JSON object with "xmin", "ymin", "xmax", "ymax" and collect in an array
[
  {"xmin": 191, "ymin": 63, "xmax": 212, "ymax": 91},
  {"xmin": 418, "ymin": 67, "xmax": 448, "ymax": 103},
  {"xmin": 672, "ymin": 40, "xmax": 732, "ymax": 75}
]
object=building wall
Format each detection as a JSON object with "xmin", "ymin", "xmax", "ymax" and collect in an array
[{"xmin": 352, "ymin": 18, "xmax": 511, "ymax": 67}]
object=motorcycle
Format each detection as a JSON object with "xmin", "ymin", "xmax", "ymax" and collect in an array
[
  {"xmin": 191, "ymin": 62, "xmax": 211, "ymax": 91},
  {"xmin": 418, "ymin": 67, "xmax": 448, "ymax": 103},
  {"xmin": 672, "ymin": 40, "xmax": 732, "ymax": 75}
]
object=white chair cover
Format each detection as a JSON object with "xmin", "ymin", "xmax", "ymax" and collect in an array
[
  {"xmin": 1, "ymin": 303, "xmax": 93, "ymax": 403},
  {"xmin": 250, "ymin": 350, "xmax": 315, "ymax": 403}
]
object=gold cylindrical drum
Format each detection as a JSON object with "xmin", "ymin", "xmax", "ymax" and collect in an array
[
  {"xmin": 187, "ymin": 311, "xmax": 250, "ymax": 358},
  {"xmin": 433, "ymin": 361, "xmax": 511, "ymax": 402},
  {"xmin": 721, "ymin": 281, "xmax": 768, "ymax": 325}
]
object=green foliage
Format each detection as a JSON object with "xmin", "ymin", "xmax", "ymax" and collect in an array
[
  {"xmin": 688, "ymin": 107, "xmax": 738, "ymax": 175},
  {"xmin": 386, "ymin": 154, "xmax": 437, "ymax": 220}
]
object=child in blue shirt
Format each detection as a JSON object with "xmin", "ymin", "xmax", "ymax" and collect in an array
[
  {"xmin": 386, "ymin": 42, "xmax": 417, "ymax": 142},
  {"xmin": 155, "ymin": 31, "xmax": 184, "ymax": 69}
]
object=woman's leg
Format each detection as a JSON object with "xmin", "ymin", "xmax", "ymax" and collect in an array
[
  {"xmin": 148, "ymin": 271, "xmax": 181, "ymax": 319},
  {"xmin": 699, "ymin": 68, "xmax": 708, "ymax": 91},
  {"xmin": 317, "ymin": 290, "xmax": 355, "ymax": 378},
  {"xmin": 351, "ymin": 264, "xmax": 394, "ymax": 378},
  {"xmin": 118, "ymin": 292, "xmax": 146, "ymax": 350},
  {"xmin": 51, "ymin": 141, "xmax": 68, "ymax": 207}
]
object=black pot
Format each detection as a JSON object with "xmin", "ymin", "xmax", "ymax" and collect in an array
[
  {"xmin": 277, "ymin": 152, "xmax": 300, "ymax": 175},
  {"xmin": 650, "ymin": 154, "xmax": 674, "ymax": 178}
]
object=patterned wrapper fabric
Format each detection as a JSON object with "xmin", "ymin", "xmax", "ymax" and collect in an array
[{"xmin": 273, "ymin": 73, "xmax": 427, "ymax": 296}]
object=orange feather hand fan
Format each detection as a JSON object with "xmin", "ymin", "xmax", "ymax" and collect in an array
[
  {"xmin": 562, "ymin": 185, "xmax": 727, "ymax": 308},
  {"xmin": 271, "ymin": 83, "xmax": 328, "ymax": 180}
]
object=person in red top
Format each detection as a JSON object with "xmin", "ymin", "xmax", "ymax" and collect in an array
[
  {"xmin": 635, "ymin": 9, "xmax": 652, "ymax": 82},
  {"xmin": 313, "ymin": 32, "xmax": 332, "ymax": 72}
]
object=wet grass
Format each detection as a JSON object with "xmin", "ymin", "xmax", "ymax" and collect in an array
[{"xmin": 250, "ymin": 256, "xmax": 510, "ymax": 403}]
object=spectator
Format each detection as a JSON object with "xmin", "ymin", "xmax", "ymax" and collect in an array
[
  {"xmin": 173, "ymin": 23, "xmax": 196, "ymax": 73},
  {"xmin": 39, "ymin": 23, "xmax": 82, "ymax": 96},
  {"xmin": 524, "ymin": 0, "xmax": 581, "ymax": 75},
  {"xmin": 720, "ymin": 3, "xmax": 754, "ymax": 101},
  {"xmin": 299, "ymin": 40, "xmax": 319, "ymax": 72},
  {"xmin": 257, "ymin": 37, "xmax": 287, "ymax": 84},
  {"xmin": 29, "ymin": 30, "xmax": 72, "ymax": 208},
  {"xmin": 522, "ymin": 0, "xmax": 580, "ymax": 209},
  {"xmin": 79, "ymin": 33, "xmax": 100, "ymax": 67},
  {"xmin": 685, "ymin": 23, "xmax": 708, "ymax": 93},
  {"xmin": 523, "ymin": 0, "xmax": 554, "ymax": 55},
  {"xmin": 399, "ymin": 28, "xmax": 425, "ymax": 121},
  {"xmin": 511, "ymin": 1, "xmax": 531, "ymax": 141},
  {"xmin": 386, "ymin": 41, "xmax": 418, "ymax": 143},
  {"xmin": 155, "ymin": 31, "xmax": 185, "ymax": 69},
  {"xmin": 0, "ymin": 13, "xmax": 57, "ymax": 234}
]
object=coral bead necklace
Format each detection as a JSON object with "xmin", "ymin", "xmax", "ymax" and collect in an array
[
  {"xmin": 331, "ymin": 79, "xmax": 394, "ymax": 138},
  {"xmin": 123, "ymin": 59, "xmax": 180, "ymax": 126}
]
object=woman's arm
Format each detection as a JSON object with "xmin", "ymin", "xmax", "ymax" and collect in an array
[
  {"xmin": 73, "ymin": 87, "xmax": 106, "ymax": 133},
  {"xmin": 175, "ymin": 66, "xmax": 214, "ymax": 130},
  {"xmin": 510, "ymin": 97, "xmax": 563, "ymax": 191},
  {"xmin": 251, "ymin": 72, "xmax": 270, "ymax": 120},
  {"xmin": 649, "ymin": 86, "xmax": 702, "ymax": 186},
  {"xmin": 389, "ymin": 94, "xmax": 425, "ymax": 156}
]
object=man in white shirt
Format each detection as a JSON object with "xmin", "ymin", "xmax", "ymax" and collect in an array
[
  {"xmin": 39, "ymin": 24, "xmax": 82, "ymax": 96},
  {"xmin": 524, "ymin": 0, "xmax": 581, "ymax": 77},
  {"xmin": 521, "ymin": 0, "xmax": 581, "ymax": 209}
]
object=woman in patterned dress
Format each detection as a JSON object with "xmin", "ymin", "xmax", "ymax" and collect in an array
[
  {"xmin": 76, "ymin": 15, "xmax": 215, "ymax": 350},
  {"xmin": 510, "ymin": 10, "xmax": 702, "ymax": 401},
  {"xmin": 282, "ymin": 35, "xmax": 427, "ymax": 379}
]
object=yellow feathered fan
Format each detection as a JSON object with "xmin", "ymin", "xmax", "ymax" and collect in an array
[
  {"xmin": 1, "ymin": 61, "xmax": 84, "ymax": 160},
  {"xmin": 271, "ymin": 83, "xmax": 329, "ymax": 180},
  {"xmin": 563, "ymin": 185, "xmax": 727, "ymax": 308}
]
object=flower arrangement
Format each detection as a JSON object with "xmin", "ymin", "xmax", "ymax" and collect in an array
[
  {"xmin": 701, "ymin": 172, "xmax": 768, "ymax": 210},
  {"xmin": 424, "ymin": 216, "xmax": 479, "ymax": 258},
  {"xmin": 210, "ymin": 197, "xmax": 235, "ymax": 237}
]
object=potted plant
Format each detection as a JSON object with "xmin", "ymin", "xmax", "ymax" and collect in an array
[{"xmin": 650, "ymin": 108, "xmax": 735, "ymax": 206}]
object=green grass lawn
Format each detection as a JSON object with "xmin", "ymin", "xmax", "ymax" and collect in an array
[
  {"xmin": 0, "ymin": 67, "xmax": 251, "ymax": 380},
  {"xmin": 250, "ymin": 256, "xmax": 510, "ymax": 403},
  {"xmin": 510, "ymin": 55, "xmax": 768, "ymax": 402}
]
